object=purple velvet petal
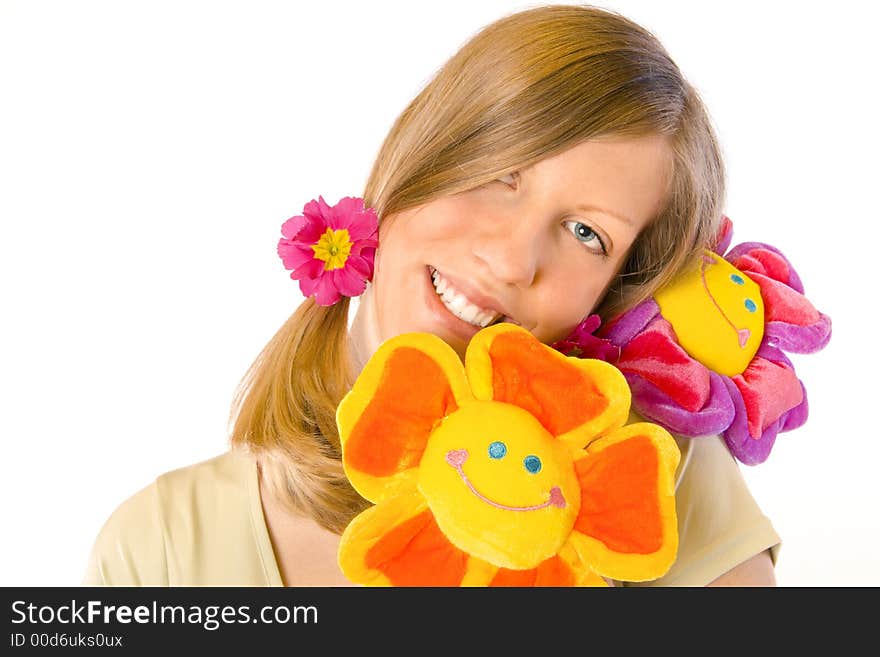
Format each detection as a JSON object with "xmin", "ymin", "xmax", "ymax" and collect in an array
[
  {"xmin": 600, "ymin": 299, "xmax": 660, "ymax": 347},
  {"xmin": 720, "ymin": 376, "xmax": 777, "ymax": 465},
  {"xmin": 713, "ymin": 216, "xmax": 733, "ymax": 255},
  {"xmin": 724, "ymin": 242, "xmax": 804, "ymax": 293},
  {"xmin": 764, "ymin": 313, "xmax": 832, "ymax": 353},
  {"xmin": 780, "ymin": 381, "xmax": 809, "ymax": 432},
  {"xmin": 755, "ymin": 340, "xmax": 793, "ymax": 365},
  {"xmin": 626, "ymin": 370, "xmax": 735, "ymax": 437}
]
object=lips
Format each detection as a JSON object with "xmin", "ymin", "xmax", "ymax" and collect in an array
[{"xmin": 428, "ymin": 266, "xmax": 522, "ymax": 327}]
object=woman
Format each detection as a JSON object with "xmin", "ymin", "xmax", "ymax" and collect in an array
[{"xmin": 83, "ymin": 4, "xmax": 778, "ymax": 587}]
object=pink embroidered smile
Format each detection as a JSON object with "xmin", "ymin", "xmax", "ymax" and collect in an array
[
  {"xmin": 701, "ymin": 254, "xmax": 750, "ymax": 347},
  {"xmin": 445, "ymin": 449, "xmax": 566, "ymax": 511}
]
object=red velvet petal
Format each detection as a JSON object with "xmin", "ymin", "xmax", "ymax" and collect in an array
[
  {"xmin": 616, "ymin": 318, "xmax": 711, "ymax": 412},
  {"xmin": 732, "ymin": 355, "xmax": 804, "ymax": 439},
  {"xmin": 731, "ymin": 248, "xmax": 790, "ymax": 284},
  {"xmin": 747, "ymin": 272, "xmax": 820, "ymax": 326}
]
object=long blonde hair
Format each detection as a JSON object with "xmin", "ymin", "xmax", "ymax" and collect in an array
[{"xmin": 229, "ymin": 4, "xmax": 726, "ymax": 533}]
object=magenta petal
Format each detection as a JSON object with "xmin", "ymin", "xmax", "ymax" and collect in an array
[
  {"xmin": 302, "ymin": 197, "xmax": 331, "ymax": 224},
  {"xmin": 298, "ymin": 272, "xmax": 321, "ymax": 297},
  {"xmin": 277, "ymin": 241, "xmax": 316, "ymax": 271},
  {"xmin": 282, "ymin": 211, "xmax": 325, "ymax": 244},
  {"xmin": 347, "ymin": 219, "xmax": 378, "ymax": 243},
  {"xmin": 291, "ymin": 258, "xmax": 325, "ymax": 281},
  {"xmin": 280, "ymin": 214, "xmax": 309, "ymax": 240},
  {"xmin": 330, "ymin": 197, "xmax": 365, "ymax": 230},
  {"xmin": 345, "ymin": 253, "xmax": 372, "ymax": 279},
  {"xmin": 310, "ymin": 274, "xmax": 342, "ymax": 306},
  {"xmin": 332, "ymin": 265, "xmax": 367, "ymax": 297}
]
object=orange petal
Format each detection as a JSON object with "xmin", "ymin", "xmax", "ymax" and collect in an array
[
  {"xmin": 489, "ymin": 554, "xmax": 576, "ymax": 587},
  {"xmin": 487, "ymin": 540, "xmax": 608, "ymax": 587},
  {"xmin": 338, "ymin": 332, "xmax": 473, "ymax": 503},
  {"xmin": 339, "ymin": 492, "xmax": 470, "ymax": 587},
  {"xmin": 465, "ymin": 323, "xmax": 631, "ymax": 449},
  {"xmin": 570, "ymin": 423, "xmax": 680, "ymax": 581}
]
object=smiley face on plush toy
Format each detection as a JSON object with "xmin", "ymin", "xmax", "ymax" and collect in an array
[
  {"xmin": 654, "ymin": 250, "xmax": 765, "ymax": 376},
  {"xmin": 419, "ymin": 400, "xmax": 581, "ymax": 568}
]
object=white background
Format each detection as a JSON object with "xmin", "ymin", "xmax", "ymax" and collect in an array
[{"xmin": 1, "ymin": 0, "xmax": 876, "ymax": 586}]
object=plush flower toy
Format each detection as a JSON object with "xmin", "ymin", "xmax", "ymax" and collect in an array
[
  {"xmin": 555, "ymin": 217, "xmax": 832, "ymax": 465},
  {"xmin": 336, "ymin": 322, "xmax": 681, "ymax": 587}
]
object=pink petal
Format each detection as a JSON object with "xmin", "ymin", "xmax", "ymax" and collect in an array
[
  {"xmin": 345, "ymin": 253, "xmax": 372, "ymax": 279},
  {"xmin": 277, "ymin": 241, "xmax": 317, "ymax": 271},
  {"xmin": 281, "ymin": 213, "xmax": 325, "ymax": 244},
  {"xmin": 301, "ymin": 196, "xmax": 332, "ymax": 226},
  {"xmin": 748, "ymin": 271, "xmax": 820, "ymax": 326},
  {"xmin": 291, "ymin": 258, "xmax": 325, "ymax": 281},
  {"xmin": 329, "ymin": 196, "xmax": 365, "ymax": 231},
  {"xmin": 616, "ymin": 317, "xmax": 712, "ymax": 412},
  {"xmin": 732, "ymin": 248, "xmax": 790, "ymax": 284},
  {"xmin": 298, "ymin": 272, "xmax": 321, "ymax": 297},
  {"xmin": 280, "ymin": 214, "xmax": 308, "ymax": 240},
  {"xmin": 731, "ymin": 356, "xmax": 804, "ymax": 439},
  {"xmin": 332, "ymin": 265, "xmax": 368, "ymax": 297},
  {"xmin": 312, "ymin": 274, "xmax": 343, "ymax": 306},
  {"xmin": 725, "ymin": 242, "xmax": 804, "ymax": 293},
  {"xmin": 347, "ymin": 209, "xmax": 379, "ymax": 242}
]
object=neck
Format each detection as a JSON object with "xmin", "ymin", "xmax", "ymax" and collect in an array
[{"xmin": 348, "ymin": 284, "xmax": 381, "ymax": 378}]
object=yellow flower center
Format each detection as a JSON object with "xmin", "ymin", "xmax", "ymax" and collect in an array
[{"xmin": 311, "ymin": 227, "xmax": 353, "ymax": 271}]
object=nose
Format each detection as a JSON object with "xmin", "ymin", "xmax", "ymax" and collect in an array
[{"xmin": 471, "ymin": 215, "xmax": 544, "ymax": 288}]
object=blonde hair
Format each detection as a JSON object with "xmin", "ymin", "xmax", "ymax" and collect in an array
[{"xmin": 230, "ymin": 4, "xmax": 726, "ymax": 533}]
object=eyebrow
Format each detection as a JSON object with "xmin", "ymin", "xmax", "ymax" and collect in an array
[
  {"xmin": 574, "ymin": 204, "xmax": 634, "ymax": 227},
  {"xmin": 517, "ymin": 168, "xmax": 636, "ymax": 227}
]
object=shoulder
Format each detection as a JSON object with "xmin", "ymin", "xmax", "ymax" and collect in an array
[{"xmin": 82, "ymin": 450, "xmax": 258, "ymax": 586}]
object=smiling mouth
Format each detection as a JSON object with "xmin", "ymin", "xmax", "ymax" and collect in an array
[
  {"xmin": 445, "ymin": 449, "xmax": 566, "ymax": 511},
  {"xmin": 428, "ymin": 266, "xmax": 521, "ymax": 328}
]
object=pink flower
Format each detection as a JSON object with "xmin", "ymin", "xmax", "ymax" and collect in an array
[
  {"xmin": 277, "ymin": 195, "xmax": 379, "ymax": 306},
  {"xmin": 550, "ymin": 314, "xmax": 621, "ymax": 362}
]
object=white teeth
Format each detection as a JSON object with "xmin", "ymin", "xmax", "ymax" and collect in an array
[{"xmin": 430, "ymin": 268, "xmax": 503, "ymax": 328}]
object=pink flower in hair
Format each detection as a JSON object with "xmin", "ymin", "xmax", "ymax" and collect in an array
[{"xmin": 277, "ymin": 196, "xmax": 379, "ymax": 306}]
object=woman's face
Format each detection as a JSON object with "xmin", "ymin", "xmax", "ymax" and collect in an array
[{"xmin": 349, "ymin": 134, "xmax": 674, "ymax": 367}]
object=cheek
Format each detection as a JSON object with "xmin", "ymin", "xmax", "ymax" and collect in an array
[{"xmin": 533, "ymin": 262, "xmax": 616, "ymax": 343}]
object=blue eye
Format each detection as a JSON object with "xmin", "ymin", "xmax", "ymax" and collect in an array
[
  {"xmin": 564, "ymin": 220, "xmax": 607, "ymax": 256},
  {"xmin": 744, "ymin": 298, "xmax": 757, "ymax": 313},
  {"xmin": 488, "ymin": 441, "xmax": 507, "ymax": 459},
  {"xmin": 523, "ymin": 455, "xmax": 542, "ymax": 473},
  {"xmin": 730, "ymin": 274, "xmax": 745, "ymax": 285}
]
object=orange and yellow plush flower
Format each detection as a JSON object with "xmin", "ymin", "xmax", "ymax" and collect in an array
[{"xmin": 337, "ymin": 323, "xmax": 680, "ymax": 586}]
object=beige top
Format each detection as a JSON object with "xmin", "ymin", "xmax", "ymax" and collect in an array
[{"xmin": 82, "ymin": 431, "xmax": 780, "ymax": 587}]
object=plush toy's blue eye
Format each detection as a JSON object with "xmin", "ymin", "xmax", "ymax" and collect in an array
[
  {"xmin": 523, "ymin": 455, "xmax": 542, "ymax": 473},
  {"xmin": 730, "ymin": 274, "xmax": 745, "ymax": 285},
  {"xmin": 488, "ymin": 441, "xmax": 507, "ymax": 459},
  {"xmin": 744, "ymin": 298, "xmax": 757, "ymax": 313}
]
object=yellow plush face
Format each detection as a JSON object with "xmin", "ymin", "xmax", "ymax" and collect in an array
[
  {"xmin": 417, "ymin": 400, "xmax": 581, "ymax": 570},
  {"xmin": 654, "ymin": 251, "xmax": 765, "ymax": 376}
]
